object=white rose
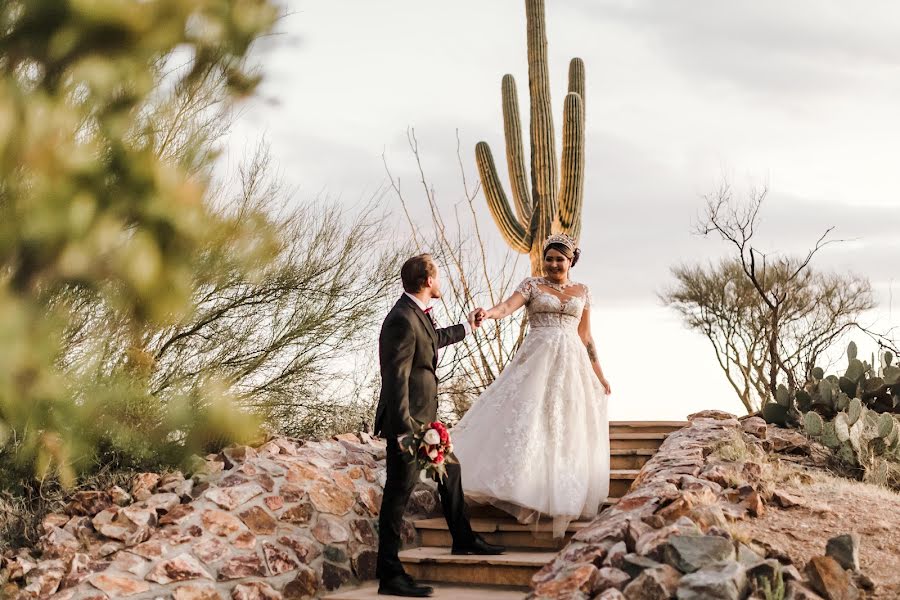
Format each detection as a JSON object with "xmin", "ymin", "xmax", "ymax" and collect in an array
[
  {"xmin": 427, "ymin": 448, "xmax": 439, "ymax": 459},
  {"xmin": 423, "ymin": 429, "xmax": 441, "ymax": 445}
]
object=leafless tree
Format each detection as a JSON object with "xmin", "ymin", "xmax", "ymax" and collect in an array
[
  {"xmin": 383, "ymin": 129, "xmax": 528, "ymax": 422},
  {"xmin": 663, "ymin": 182, "xmax": 897, "ymax": 412}
]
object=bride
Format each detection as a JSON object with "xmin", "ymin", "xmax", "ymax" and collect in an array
[{"xmin": 451, "ymin": 233, "xmax": 611, "ymax": 537}]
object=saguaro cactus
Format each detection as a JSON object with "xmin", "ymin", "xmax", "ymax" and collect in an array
[{"xmin": 475, "ymin": 0, "xmax": 586, "ymax": 275}]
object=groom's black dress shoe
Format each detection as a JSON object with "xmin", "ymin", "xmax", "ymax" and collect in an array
[
  {"xmin": 378, "ymin": 574, "xmax": 433, "ymax": 597},
  {"xmin": 451, "ymin": 536, "xmax": 506, "ymax": 555}
]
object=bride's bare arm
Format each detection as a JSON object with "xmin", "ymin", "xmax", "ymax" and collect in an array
[
  {"xmin": 484, "ymin": 291, "xmax": 527, "ymax": 320},
  {"xmin": 578, "ymin": 305, "xmax": 612, "ymax": 395}
]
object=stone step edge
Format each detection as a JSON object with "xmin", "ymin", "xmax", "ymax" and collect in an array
[
  {"xmin": 324, "ymin": 582, "xmax": 529, "ymax": 599},
  {"xmin": 400, "ymin": 546, "xmax": 557, "ymax": 567},
  {"xmin": 414, "ymin": 516, "xmax": 594, "ymax": 534},
  {"xmin": 609, "ymin": 432, "xmax": 669, "ymax": 439}
]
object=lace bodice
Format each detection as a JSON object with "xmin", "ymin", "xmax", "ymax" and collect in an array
[{"xmin": 515, "ymin": 277, "xmax": 591, "ymax": 330}]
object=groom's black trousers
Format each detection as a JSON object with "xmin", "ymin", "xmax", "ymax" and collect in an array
[{"xmin": 376, "ymin": 437, "xmax": 476, "ymax": 580}]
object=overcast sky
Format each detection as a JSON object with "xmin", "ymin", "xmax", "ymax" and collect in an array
[{"xmin": 226, "ymin": 0, "xmax": 900, "ymax": 420}]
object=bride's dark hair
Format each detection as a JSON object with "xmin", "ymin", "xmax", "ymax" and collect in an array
[{"xmin": 544, "ymin": 243, "xmax": 581, "ymax": 267}]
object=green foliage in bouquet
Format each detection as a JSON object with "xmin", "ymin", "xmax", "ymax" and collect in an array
[{"xmin": 0, "ymin": 0, "xmax": 278, "ymax": 487}]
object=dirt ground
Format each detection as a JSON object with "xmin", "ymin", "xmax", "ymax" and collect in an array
[{"xmin": 737, "ymin": 461, "xmax": 900, "ymax": 599}]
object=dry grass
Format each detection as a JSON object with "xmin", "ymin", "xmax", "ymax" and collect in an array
[{"xmin": 710, "ymin": 429, "xmax": 767, "ymax": 463}]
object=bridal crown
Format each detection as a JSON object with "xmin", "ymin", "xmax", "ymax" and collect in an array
[{"xmin": 542, "ymin": 233, "xmax": 577, "ymax": 253}]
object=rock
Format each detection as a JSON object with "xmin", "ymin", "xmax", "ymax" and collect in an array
[
  {"xmin": 40, "ymin": 526, "xmax": 81, "ymax": 558},
  {"xmin": 688, "ymin": 410, "xmax": 737, "ymax": 421},
  {"xmin": 264, "ymin": 495, "xmax": 285, "ymax": 511},
  {"xmin": 66, "ymin": 491, "xmax": 113, "ymax": 517},
  {"xmin": 218, "ymin": 554, "xmax": 267, "ymax": 580},
  {"xmin": 741, "ymin": 417, "xmax": 768, "ymax": 438},
  {"xmin": 635, "ymin": 519, "xmax": 700, "ymax": 560},
  {"xmin": 321, "ymin": 562, "xmax": 352, "ymax": 591},
  {"xmin": 91, "ymin": 507, "xmax": 151, "ymax": 546},
  {"xmin": 324, "ymin": 545, "xmax": 347, "ymax": 563},
  {"xmin": 111, "ymin": 550, "xmax": 148, "ymax": 575},
  {"xmin": 145, "ymin": 554, "xmax": 214, "ymax": 584},
  {"xmin": 767, "ymin": 428, "xmax": 809, "ymax": 453},
  {"xmin": 356, "ymin": 485, "xmax": 382, "ymax": 516},
  {"xmin": 596, "ymin": 590, "xmax": 627, "ymax": 600},
  {"xmin": 193, "ymin": 537, "xmax": 231, "ymax": 563},
  {"xmin": 312, "ymin": 514, "xmax": 350, "ymax": 544},
  {"xmin": 825, "ymin": 534, "xmax": 860, "ymax": 571},
  {"xmin": 772, "ymin": 489, "xmax": 804, "ymax": 508},
  {"xmin": 805, "ymin": 556, "xmax": 857, "ymax": 600},
  {"xmin": 280, "ymin": 503, "xmax": 313, "ymax": 524},
  {"xmin": 736, "ymin": 544, "xmax": 764, "ymax": 567},
  {"xmin": 664, "ymin": 535, "xmax": 736, "ymax": 573},
  {"xmin": 533, "ymin": 563, "xmax": 601, "ymax": 597},
  {"xmin": 159, "ymin": 504, "xmax": 195, "ymax": 526},
  {"xmin": 621, "ymin": 554, "xmax": 662, "ymax": 578},
  {"xmin": 283, "ymin": 564, "xmax": 319, "ymax": 599},
  {"xmin": 221, "ymin": 445, "xmax": 258, "ymax": 468},
  {"xmin": 263, "ymin": 542, "xmax": 299, "ymax": 575},
  {"xmin": 677, "ymin": 560, "xmax": 748, "ymax": 600},
  {"xmin": 278, "ymin": 535, "xmax": 321, "ymax": 564},
  {"xmin": 603, "ymin": 541, "xmax": 628, "ymax": 569},
  {"xmin": 596, "ymin": 566, "xmax": 631, "ymax": 591},
  {"xmin": 109, "ymin": 486, "xmax": 131, "ymax": 506},
  {"xmin": 349, "ymin": 519, "xmax": 378, "ymax": 546},
  {"xmin": 23, "ymin": 559, "xmax": 66, "ymax": 597},
  {"xmin": 351, "ymin": 549, "xmax": 378, "ymax": 580},
  {"xmin": 232, "ymin": 581, "xmax": 282, "ymax": 600},
  {"xmin": 238, "ymin": 506, "xmax": 278, "ymax": 535},
  {"xmin": 205, "ymin": 483, "xmax": 265, "ymax": 511},
  {"xmin": 785, "ymin": 581, "xmax": 827, "ymax": 600},
  {"xmin": 688, "ymin": 505, "xmax": 729, "ymax": 532},
  {"xmin": 623, "ymin": 564, "xmax": 681, "ymax": 599},
  {"xmin": 173, "ymin": 584, "xmax": 226, "ymax": 600},
  {"xmin": 234, "ymin": 530, "xmax": 258, "ymax": 549},
  {"xmin": 407, "ymin": 489, "xmax": 437, "ymax": 514},
  {"xmin": 63, "ymin": 553, "xmax": 110, "ymax": 588},
  {"xmin": 131, "ymin": 473, "xmax": 161, "ymax": 500},
  {"xmin": 131, "ymin": 539, "xmax": 166, "ymax": 560},
  {"xmin": 201, "ymin": 510, "xmax": 247, "ymax": 537},
  {"xmin": 89, "ymin": 572, "xmax": 151, "ymax": 596}
]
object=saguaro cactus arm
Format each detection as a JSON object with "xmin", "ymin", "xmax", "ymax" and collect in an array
[
  {"xmin": 558, "ymin": 92, "xmax": 585, "ymax": 240},
  {"xmin": 475, "ymin": 142, "xmax": 533, "ymax": 253},
  {"xmin": 501, "ymin": 74, "xmax": 532, "ymax": 225}
]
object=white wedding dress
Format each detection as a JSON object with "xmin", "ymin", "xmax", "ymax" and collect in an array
[{"xmin": 452, "ymin": 277, "xmax": 610, "ymax": 537}]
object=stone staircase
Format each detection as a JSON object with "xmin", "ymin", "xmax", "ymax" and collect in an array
[{"xmin": 326, "ymin": 421, "xmax": 685, "ymax": 599}]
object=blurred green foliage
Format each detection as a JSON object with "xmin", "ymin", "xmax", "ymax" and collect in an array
[{"xmin": 0, "ymin": 0, "xmax": 279, "ymax": 486}]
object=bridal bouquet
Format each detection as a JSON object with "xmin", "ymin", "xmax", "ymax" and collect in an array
[{"xmin": 400, "ymin": 421, "xmax": 454, "ymax": 482}]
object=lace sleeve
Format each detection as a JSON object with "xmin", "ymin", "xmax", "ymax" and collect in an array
[
  {"xmin": 515, "ymin": 277, "xmax": 536, "ymax": 303},
  {"xmin": 584, "ymin": 284, "xmax": 593, "ymax": 308}
]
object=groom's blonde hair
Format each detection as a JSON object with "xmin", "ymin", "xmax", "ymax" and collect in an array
[{"xmin": 401, "ymin": 254, "xmax": 437, "ymax": 293}]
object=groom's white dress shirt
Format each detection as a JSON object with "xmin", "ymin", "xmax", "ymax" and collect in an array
[{"xmin": 404, "ymin": 293, "xmax": 472, "ymax": 337}]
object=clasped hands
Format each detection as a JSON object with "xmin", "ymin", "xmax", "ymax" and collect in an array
[{"xmin": 466, "ymin": 307, "xmax": 489, "ymax": 329}]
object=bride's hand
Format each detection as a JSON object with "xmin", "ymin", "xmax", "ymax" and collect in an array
[{"xmin": 599, "ymin": 376, "xmax": 611, "ymax": 395}]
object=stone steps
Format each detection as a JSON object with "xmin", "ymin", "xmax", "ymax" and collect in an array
[
  {"xmin": 611, "ymin": 447, "xmax": 656, "ymax": 470},
  {"xmin": 325, "ymin": 582, "xmax": 529, "ymax": 599},
  {"xmin": 326, "ymin": 421, "xmax": 684, "ymax": 599},
  {"xmin": 400, "ymin": 547, "xmax": 556, "ymax": 587},
  {"xmin": 609, "ymin": 420, "xmax": 686, "ymax": 434},
  {"xmin": 609, "ymin": 431, "xmax": 670, "ymax": 450},
  {"xmin": 415, "ymin": 516, "xmax": 594, "ymax": 550}
]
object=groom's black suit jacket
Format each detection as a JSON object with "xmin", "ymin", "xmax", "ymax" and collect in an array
[{"xmin": 374, "ymin": 295, "xmax": 466, "ymax": 437}]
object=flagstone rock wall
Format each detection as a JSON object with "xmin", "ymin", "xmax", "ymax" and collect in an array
[
  {"xmin": 527, "ymin": 411, "xmax": 864, "ymax": 600},
  {"xmin": 2, "ymin": 433, "xmax": 439, "ymax": 600}
]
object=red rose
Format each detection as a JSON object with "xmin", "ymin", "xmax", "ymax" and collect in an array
[
  {"xmin": 434, "ymin": 452, "xmax": 444, "ymax": 464},
  {"xmin": 439, "ymin": 430, "xmax": 449, "ymax": 444}
]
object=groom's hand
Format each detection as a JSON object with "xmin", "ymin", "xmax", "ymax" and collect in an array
[{"xmin": 468, "ymin": 308, "xmax": 485, "ymax": 329}]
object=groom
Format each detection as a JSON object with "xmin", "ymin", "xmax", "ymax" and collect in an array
[{"xmin": 374, "ymin": 254, "xmax": 504, "ymax": 597}]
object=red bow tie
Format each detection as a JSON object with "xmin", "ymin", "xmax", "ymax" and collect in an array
[{"xmin": 423, "ymin": 306, "xmax": 433, "ymax": 314}]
